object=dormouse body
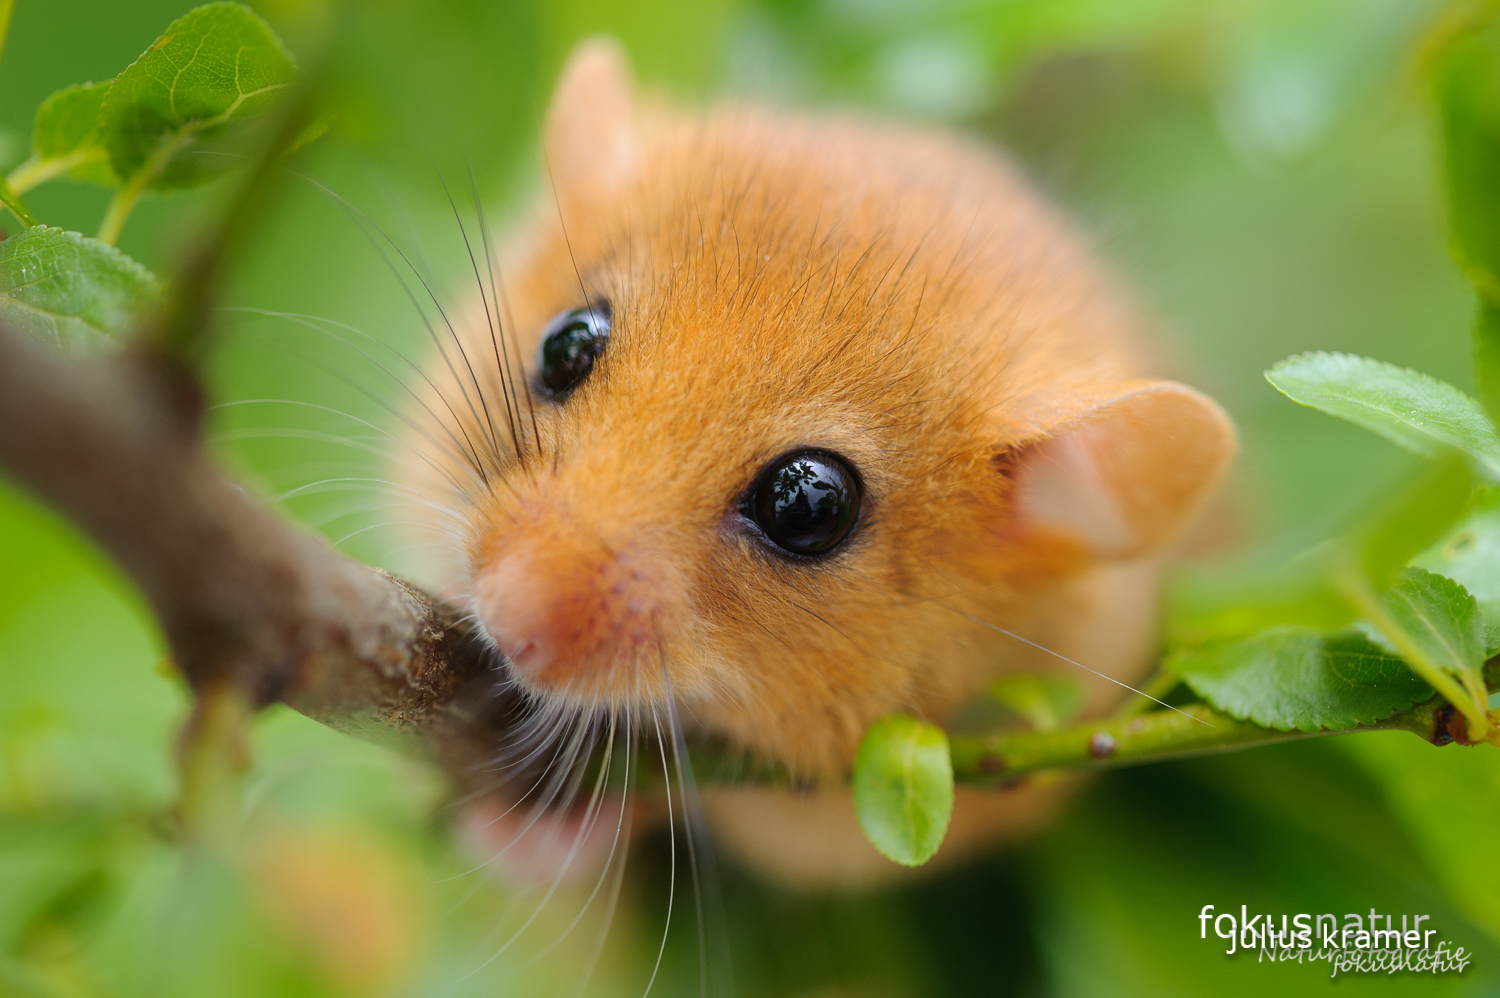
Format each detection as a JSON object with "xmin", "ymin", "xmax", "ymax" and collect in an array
[{"xmin": 398, "ymin": 40, "xmax": 1234, "ymax": 885}]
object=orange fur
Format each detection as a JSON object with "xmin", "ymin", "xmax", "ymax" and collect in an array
[{"xmin": 397, "ymin": 39, "xmax": 1235, "ymax": 885}]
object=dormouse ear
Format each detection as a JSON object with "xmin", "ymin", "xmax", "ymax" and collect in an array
[
  {"xmin": 544, "ymin": 38, "xmax": 640, "ymax": 198},
  {"xmin": 1011, "ymin": 381, "xmax": 1236, "ymax": 560}
]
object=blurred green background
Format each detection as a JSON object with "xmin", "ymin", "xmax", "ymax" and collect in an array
[{"xmin": 3, "ymin": 0, "xmax": 1500, "ymax": 995}]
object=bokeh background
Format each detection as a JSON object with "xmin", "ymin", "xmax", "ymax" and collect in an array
[{"xmin": 3, "ymin": 0, "xmax": 1499, "ymax": 995}]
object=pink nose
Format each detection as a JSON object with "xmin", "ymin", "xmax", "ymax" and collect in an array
[{"xmin": 472, "ymin": 532, "xmax": 668, "ymax": 692}]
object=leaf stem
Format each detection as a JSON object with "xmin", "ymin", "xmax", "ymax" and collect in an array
[
  {"xmin": 7, "ymin": 148, "xmax": 108, "ymax": 195},
  {"xmin": 97, "ymin": 169, "xmax": 151, "ymax": 247},
  {"xmin": 97, "ymin": 133, "xmax": 191, "ymax": 246},
  {"xmin": 0, "ymin": 173, "xmax": 37, "ymax": 228}
]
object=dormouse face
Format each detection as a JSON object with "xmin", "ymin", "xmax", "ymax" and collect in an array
[{"xmin": 405, "ymin": 42, "xmax": 1235, "ymax": 776}]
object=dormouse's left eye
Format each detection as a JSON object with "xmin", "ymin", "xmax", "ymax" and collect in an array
[{"xmin": 538, "ymin": 303, "xmax": 610, "ymax": 397}]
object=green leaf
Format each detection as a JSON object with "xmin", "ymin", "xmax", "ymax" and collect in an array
[
  {"xmin": 1168, "ymin": 626, "xmax": 1432, "ymax": 732},
  {"xmin": 1379, "ymin": 566, "xmax": 1488, "ymax": 697},
  {"xmin": 0, "ymin": 226, "xmax": 162, "ymax": 352},
  {"xmin": 1415, "ymin": 484, "xmax": 1500, "ymax": 654},
  {"xmin": 100, "ymin": 3, "xmax": 298, "ymax": 192},
  {"xmin": 31, "ymin": 82, "xmax": 115, "ymax": 186},
  {"xmin": 852, "ymin": 715, "xmax": 954, "ymax": 867},
  {"xmin": 988, "ymin": 673, "xmax": 1084, "ymax": 732},
  {"xmin": 1266, "ymin": 351, "xmax": 1500, "ymax": 480},
  {"xmin": 1430, "ymin": 12, "xmax": 1500, "ymax": 304}
]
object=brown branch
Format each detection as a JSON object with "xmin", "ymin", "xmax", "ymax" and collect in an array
[{"xmin": 0, "ymin": 323, "xmax": 501, "ymax": 770}]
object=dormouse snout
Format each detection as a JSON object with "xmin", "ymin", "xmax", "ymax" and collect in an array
[{"xmin": 471, "ymin": 510, "xmax": 687, "ymax": 698}]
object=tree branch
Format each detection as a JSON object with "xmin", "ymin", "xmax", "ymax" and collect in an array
[{"xmin": 0, "ymin": 323, "xmax": 501, "ymax": 771}]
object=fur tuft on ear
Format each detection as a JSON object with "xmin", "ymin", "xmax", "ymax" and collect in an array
[
  {"xmin": 1011, "ymin": 381, "xmax": 1236, "ymax": 560},
  {"xmin": 544, "ymin": 37, "xmax": 640, "ymax": 200}
]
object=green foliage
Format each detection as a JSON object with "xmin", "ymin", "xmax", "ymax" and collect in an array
[
  {"xmin": 100, "ymin": 3, "xmax": 297, "ymax": 192},
  {"xmin": 1168, "ymin": 626, "xmax": 1431, "ymax": 732},
  {"xmin": 1374, "ymin": 566, "xmax": 1490, "ymax": 704},
  {"xmin": 1266, "ymin": 351, "xmax": 1500, "ymax": 479},
  {"xmin": 29, "ymin": 82, "xmax": 113, "ymax": 187},
  {"xmin": 1415, "ymin": 484, "xmax": 1500, "ymax": 652},
  {"xmin": 852, "ymin": 715, "xmax": 954, "ymax": 867},
  {"xmin": 0, "ymin": 226, "xmax": 161, "ymax": 352},
  {"xmin": 2, "ymin": 1, "xmax": 310, "ymax": 252}
]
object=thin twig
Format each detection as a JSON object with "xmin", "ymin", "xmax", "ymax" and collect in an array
[{"xmin": 948, "ymin": 660, "xmax": 1499, "ymax": 786}]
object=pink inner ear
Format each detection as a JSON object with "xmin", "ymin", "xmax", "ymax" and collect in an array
[
  {"xmin": 1015, "ymin": 427, "xmax": 1135, "ymax": 555},
  {"xmin": 1012, "ymin": 382, "xmax": 1236, "ymax": 560}
]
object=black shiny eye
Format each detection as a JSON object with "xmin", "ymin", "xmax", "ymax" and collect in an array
[
  {"xmin": 744, "ymin": 449, "xmax": 862, "ymax": 557},
  {"xmin": 538, "ymin": 303, "xmax": 610, "ymax": 397}
]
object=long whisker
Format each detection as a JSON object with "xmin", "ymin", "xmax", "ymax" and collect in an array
[
  {"xmin": 935, "ymin": 601, "xmax": 1212, "ymax": 726},
  {"xmin": 570, "ymin": 714, "xmax": 635, "ymax": 998},
  {"xmin": 642, "ymin": 704, "xmax": 676, "ymax": 998},
  {"xmin": 460, "ymin": 725, "xmax": 614, "ymax": 976},
  {"xmin": 515, "ymin": 716, "xmax": 632, "ymax": 969},
  {"xmin": 483, "ymin": 211, "xmax": 541, "ymax": 462},
  {"xmin": 292, "ymin": 171, "xmax": 501, "ymax": 483},
  {"xmin": 464, "ymin": 161, "xmax": 528, "ymax": 469},
  {"xmin": 433, "ymin": 156, "xmax": 516, "ymax": 468},
  {"xmin": 661, "ymin": 662, "xmax": 734, "ymax": 998},
  {"xmin": 225, "ymin": 308, "xmax": 491, "ymax": 496}
]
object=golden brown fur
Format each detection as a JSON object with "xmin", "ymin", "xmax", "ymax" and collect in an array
[{"xmin": 397, "ymin": 40, "xmax": 1234, "ymax": 885}]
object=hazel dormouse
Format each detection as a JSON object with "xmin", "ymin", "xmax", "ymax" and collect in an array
[{"xmin": 395, "ymin": 39, "xmax": 1236, "ymax": 888}]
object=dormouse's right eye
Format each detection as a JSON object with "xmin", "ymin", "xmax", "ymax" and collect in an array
[
  {"xmin": 538, "ymin": 303, "xmax": 610, "ymax": 397},
  {"xmin": 743, "ymin": 449, "xmax": 863, "ymax": 557}
]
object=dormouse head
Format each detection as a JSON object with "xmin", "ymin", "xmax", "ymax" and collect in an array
[{"xmin": 409, "ymin": 40, "xmax": 1235, "ymax": 776}]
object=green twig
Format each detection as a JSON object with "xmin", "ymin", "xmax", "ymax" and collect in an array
[
  {"xmin": 949, "ymin": 697, "xmax": 1457, "ymax": 787},
  {"xmin": 175, "ymin": 683, "xmax": 251, "ymax": 845},
  {"xmin": 0, "ymin": 173, "xmax": 37, "ymax": 228},
  {"xmin": 945, "ymin": 658, "xmax": 1500, "ymax": 786}
]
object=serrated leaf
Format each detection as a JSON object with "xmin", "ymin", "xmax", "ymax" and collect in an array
[
  {"xmin": 1266, "ymin": 352, "xmax": 1500, "ymax": 480},
  {"xmin": 852, "ymin": 715, "xmax": 953, "ymax": 867},
  {"xmin": 1415, "ymin": 485, "xmax": 1500, "ymax": 654},
  {"xmin": 1168, "ymin": 626, "xmax": 1431, "ymax": 732},
  {"xmin": 1379, "ymin": 566, "xmax": 1488, "ymax": 694},
  {"xmin": 988, "ymin": 673, "xmax": 1083, "ymax": 733},
  {"xmin": 31, "ymin": 82, "xmax": 115, "ymax": 186},
  {"xmin": 100, "ymin": 3, "xmax": 298, "ymax": 192},
  {"xmin": 1430, "ymin": 14, "xmax": 1500, "ymax": 303},
  {"xmin": 0, "ymin": 226, "xmax": 162, "ymax": 353}
]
